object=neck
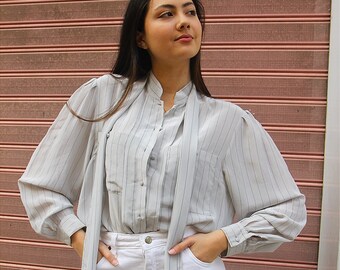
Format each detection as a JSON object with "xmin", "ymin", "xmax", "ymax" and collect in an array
[{"xmin": 151, "ymin": 61, "xmax": 191, "ymax": 96}]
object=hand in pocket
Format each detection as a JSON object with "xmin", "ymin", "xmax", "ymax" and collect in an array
[
  {"xmin": 71, "ymin": 229, "xmax": 119, "ymax": 266},
  {"xmin": 168, "ymin": 230, "xmax": 228, "ymax": 263}
]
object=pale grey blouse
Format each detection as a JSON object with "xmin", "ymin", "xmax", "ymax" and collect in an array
[{"xmin": 19, "ymin": 73, "xmax": 307, "ymax": 261}]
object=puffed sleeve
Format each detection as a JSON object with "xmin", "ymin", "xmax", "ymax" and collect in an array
[
  {"xmin": 221, "ymin": 110, "xmax": 307, "ymax": 256},
  {"xmin": 18, "ymin": 76, "xmax": 110, "ymax": 245}
]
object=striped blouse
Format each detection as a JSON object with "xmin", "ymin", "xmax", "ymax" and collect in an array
[{"xmin": 18, "ymin": 73, "xmax": 307, "ymax": 263}]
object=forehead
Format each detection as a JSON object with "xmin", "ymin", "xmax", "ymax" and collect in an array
[{"xmin": 148, "ymin": 0, "xmax": 195, "ymax": 9}]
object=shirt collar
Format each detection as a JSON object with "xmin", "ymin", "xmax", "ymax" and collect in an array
[{"xmin": 147, "ymin": 72, "xmax": 193, "ymax": 106}]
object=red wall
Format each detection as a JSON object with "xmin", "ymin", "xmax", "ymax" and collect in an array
[{"xmin": 0, "ymin": 0, "xmax": 329, "ymax": 269}]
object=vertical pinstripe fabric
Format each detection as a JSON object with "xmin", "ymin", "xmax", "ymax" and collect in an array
[
  {"xmin": 164, "ymin": 83, "xmax": 199, "ymax": 270},
  {"xmin": 82, "ymin": 83, "xmax": 146, "ymax": 270},
  {"xmin": 18, "ymin": 73, "xmax": 307, "ymax": 270}
]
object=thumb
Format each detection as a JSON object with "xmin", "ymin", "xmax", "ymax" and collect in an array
[{"xmin": 168, "ymin": 237, "xmax": 195, "ymax": 255}]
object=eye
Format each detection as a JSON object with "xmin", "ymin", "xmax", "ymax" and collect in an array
[
  {"xmin": 187, "ymin": 10, "xmax": 197, "ymax": 16},
  {"xmin": 159, "ymin": 11, "xmax": 173, "ymax": 18}
]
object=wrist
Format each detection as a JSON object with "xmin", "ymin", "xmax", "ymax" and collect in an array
[
  {"xmin": 214, "ymin": 229, "xmax": 228, "ymax": 252},
  {"xmin": 71, "ymin": 228, "xmax": 85, "ymax": 247}
]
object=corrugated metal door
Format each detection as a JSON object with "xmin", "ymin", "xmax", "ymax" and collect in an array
[{"xmin": 0, "ymin": 0, "xmax": 329, "ymax": 269}]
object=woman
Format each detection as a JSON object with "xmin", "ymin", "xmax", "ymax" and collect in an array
[{"xmin": 18, "ymin": 0, "xmax": 307, "ymax": 269}]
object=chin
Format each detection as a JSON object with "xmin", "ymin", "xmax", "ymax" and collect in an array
[{"xmin": 174, "ymin": 49, "xmax": 200, "ymax": 59}]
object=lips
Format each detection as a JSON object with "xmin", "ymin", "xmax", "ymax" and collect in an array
[{"xmin": 175, "ymin": 34, "xmax": 193, "ymax": 41}]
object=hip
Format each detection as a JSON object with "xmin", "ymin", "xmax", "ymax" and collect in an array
[{"xmin": 96, "ymin": 227, "xmax": 225, "ymax": 270}]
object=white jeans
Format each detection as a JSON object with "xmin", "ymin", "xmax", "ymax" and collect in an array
[{"xmin": 97, "ymin": 228, "xmax": 226, "ymax": 270}]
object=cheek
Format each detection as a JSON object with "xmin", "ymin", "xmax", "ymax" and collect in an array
[
  {"xmin": 145, "ymin": 27, "xmax": 172, "ymax": 50},
  {"xmin": 195, "ymin": 23, "xmax": 203, "ymax": 41}
]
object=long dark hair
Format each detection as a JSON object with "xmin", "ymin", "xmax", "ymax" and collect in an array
[{"xmin": 67, "ymin": 0, "xmax": 210, "ymax": 121}]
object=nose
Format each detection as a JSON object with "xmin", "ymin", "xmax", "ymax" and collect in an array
[{"xmin": 176, "ymin": 15, "xmax": 190, "ymax": 30}]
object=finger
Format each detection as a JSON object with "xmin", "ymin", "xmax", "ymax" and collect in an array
[
  {"xmin": 168, "ymin": 237, "xmax": 195, "ymax": 255},
  {"xmin": 98, "ymin": 241, "xmax": 119, "ymax": 266}
]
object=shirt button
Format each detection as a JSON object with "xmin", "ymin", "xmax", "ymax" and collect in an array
[
  {"xmin": 145, "ymin": 236, "xmax": 152, "ymax": 244},
  {"xmin": 106, "ymin": 133, "xmax": 110, "ymax": 138},
  {"xmin": 141, "ymin": 182, "xmax": 145, "ymax": 186},
  {"xmin": 150, "ymin": 156, "xmax": 156, "ymax": 161}
]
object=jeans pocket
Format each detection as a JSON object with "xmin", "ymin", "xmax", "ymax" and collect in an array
[
  {"xmin": 186, "ymin": 248, "xmax": 212, "ymax": 266},
  {"xmin": 182, "ymin": 248, "xmax": 225, "ymax": 269},
  {"xmin": 96, "ymin": 249, "xmax": 118, "ymax": 270},
  {"xmin": 96, "ymin": 255, "xmax": 106, "ymax": 268}
]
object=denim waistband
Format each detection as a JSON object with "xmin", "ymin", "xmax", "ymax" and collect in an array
[{"xmin": 100, "ymin": 226, "xmax": 197, "ymax": 250}]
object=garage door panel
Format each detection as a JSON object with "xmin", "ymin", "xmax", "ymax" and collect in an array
[
  {"xmin": 0, "ymin": 124, "xmax": 324, "ymax": 156},
  {"xmin": 0, "ymin": 101, "xmax": 326, "ymax": 127},
  {"xmin": 0, "ymin": 157, "xmax": 323, "ymax": 193},
  {"xmin": 0, "ymin": 238, "xmax": 317, "ymax": 267},
  {"xmin": 0, "ymin": 77, "xmax": 327, "ymax": 99},
  {"xmin": 0, "ymin": 51, "xmax": 328, "ymax": 72},
  {"xmin": 0, "ymin": 187, "xmax": 321, "ymax": 219},
  {"xmin": 0, "ymin": 23, "xmax": 329, "ymax": 48},
  {"xmin": 238, "ymin": 239, "xmax": 318, "ymax": 264},
  {"xmin": 0, "ymin": 0, "xmax": 330, "ymax": 23},
  {"xmin": 0, "ymin": 213, "xmax": 320, "ymax": 243},
  {"xmin": 0, "ymin": 240, "xmax": 81, "ymax": 269}
]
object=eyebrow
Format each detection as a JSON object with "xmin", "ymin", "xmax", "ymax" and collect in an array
[{"xmin": 155, "ymin": 2, "xmax": 194, "ymax": 10}]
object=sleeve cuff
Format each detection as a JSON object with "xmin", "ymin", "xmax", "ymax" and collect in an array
[
  {"xmin": 58, "ymin": 214, "xmax": 86, "ymax": 245},
  {"xmin": 221, "ymin": 222, "xmax": 248, "ymax": 256}
]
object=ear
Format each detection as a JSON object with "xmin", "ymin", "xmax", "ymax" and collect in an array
[{"xmin": 136, "ymin": 32, "xmax": 148, "ymax": 49}]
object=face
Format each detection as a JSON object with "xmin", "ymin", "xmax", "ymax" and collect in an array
[{"xmin": 139, "ymin": 0, "xmax": 202, "ymax": 66}]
